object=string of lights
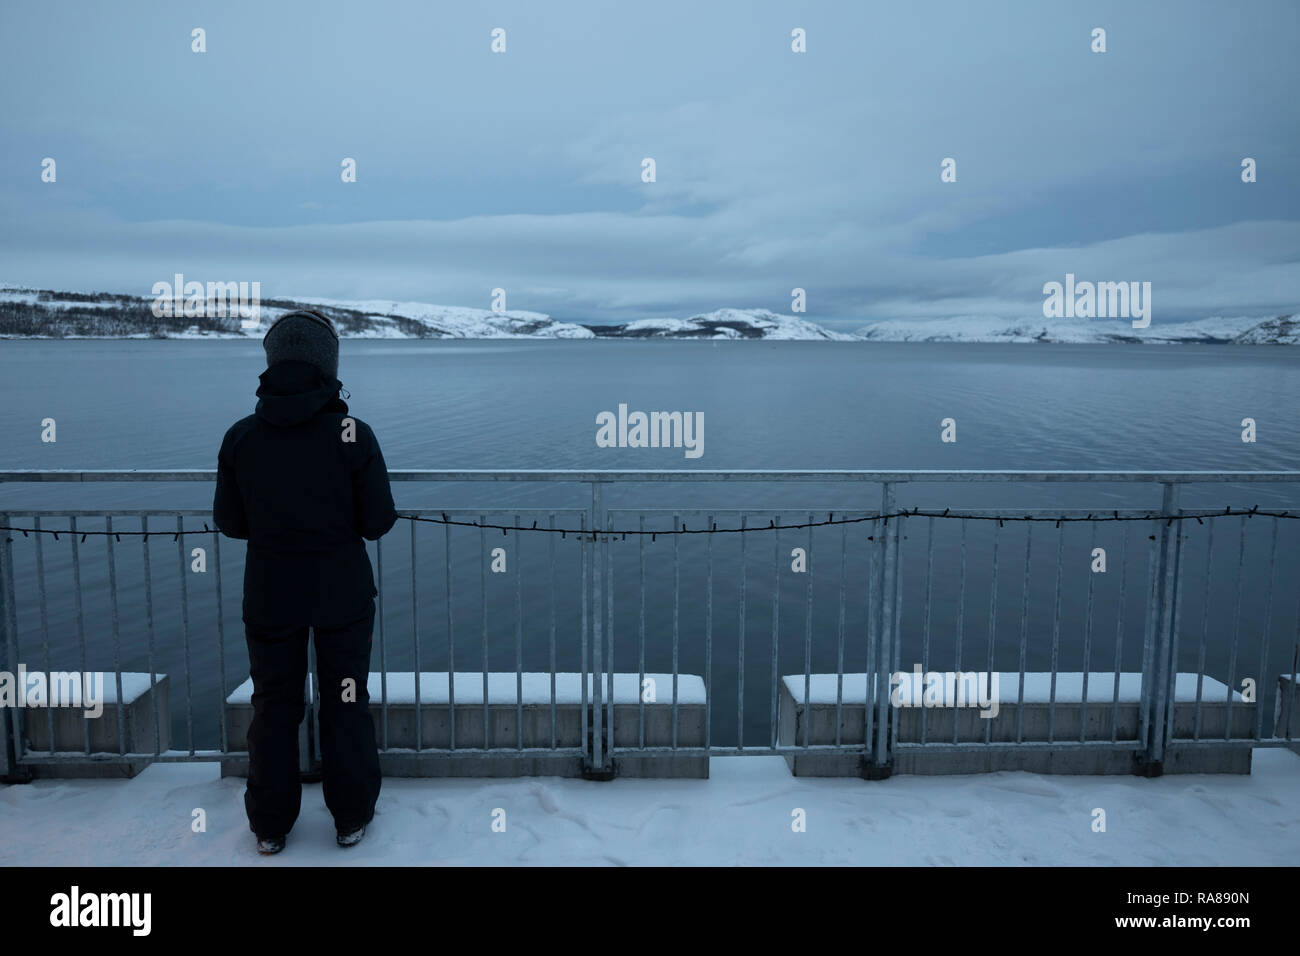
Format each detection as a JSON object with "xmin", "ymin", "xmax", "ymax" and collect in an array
[{"xmin": 0, "ymin": 504, "xmax": 1295, "ymax": 544}]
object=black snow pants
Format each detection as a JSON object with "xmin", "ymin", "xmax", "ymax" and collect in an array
[{"xmin": 243, "ymin": 605, "xmax": 381, "ymax": 836}]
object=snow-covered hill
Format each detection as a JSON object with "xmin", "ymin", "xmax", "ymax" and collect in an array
[
  {"xmin": 2, "ymin": 287, "xmax": 1296, "ymax": 343},
  {"xmin": 853, "ymin": 313, "xmax": 1300, "ymax": 344},
  {"xmin": 1233, "ymin": 314, "xmax": 1300, "ymax": 345},
  {"xmin": 281, "ymin": 296, "xmax": 595, "ymax": 339},
  {"xmin": 0, "ymin": 289, "xmax": 840, "ymax": 340},
  {"xmin": 592, "ymin": 308, "xmax": 856, "ymax": 341},
  {"xmin": 0, "ymin": 288, "xmax": 596, "ymax": 340}
]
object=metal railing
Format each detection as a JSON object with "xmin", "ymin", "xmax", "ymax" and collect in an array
[{"xmin": 2, "ymin": 469, "xmax": 1299, "ymax": 781}]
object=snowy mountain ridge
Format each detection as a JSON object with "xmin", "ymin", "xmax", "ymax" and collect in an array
[
  {"xmin": 590, "ymin": 308, "xmax": 856, "ymax": 341},
  {"xmin": 853, "ymin": 312, "xmax": 1300, "ymax": 344},
  {"xmin": 0, "ymin": 287, "xmax": 1295, "ymax": 343}
]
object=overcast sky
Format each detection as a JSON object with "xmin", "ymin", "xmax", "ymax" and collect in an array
[{"xmin": 1, "ymin": 0, "xmax": 1297, "ymax": 327}]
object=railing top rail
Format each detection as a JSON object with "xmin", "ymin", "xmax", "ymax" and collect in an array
[{"xmin": 1, "ymin": 469, "xmax": 1300, "ymax": 484}]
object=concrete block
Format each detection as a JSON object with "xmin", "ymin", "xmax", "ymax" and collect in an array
[
  {"xmin": 21, "ymin": 672, "xmax": 170, "ymax": 757},
  {"xmin": 19, "ymin": 753, "xmax": 159, "ymax": 779},
  {"xmin": 779, "ymin": 672, "xmax": 1255, "ymax": 776},
  {"xmin": 224, "ymin": 672, "xmax": 707, "ymax": 778}
]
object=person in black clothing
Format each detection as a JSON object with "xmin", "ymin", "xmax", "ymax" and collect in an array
[{"xmin": 213, "ymin": 309, "xmax": 397, "ymax": 855}]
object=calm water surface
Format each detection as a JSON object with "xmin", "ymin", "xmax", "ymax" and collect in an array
[{"xmin": 1, "ymin": 340, "xmax": 1297, "ymax": 747}]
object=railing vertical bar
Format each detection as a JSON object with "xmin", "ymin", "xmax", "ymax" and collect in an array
[
  {"xmin": 377, "ymin": 536, "xmax": 388, "ymax": 751},
  {"xmin": 590, "ymin": 485, "xmax": 604, "ymax": 770},
  {"xmin": 921, "ymin": 515, "xmax": 936, "ymax": 746},
  {"xmin": 1148, "ymin": 484, "xmax": 1181, "ymax": 765},
  {"xmin": 952, "ymin": 517, "xmax": 967, "ymax": 745},
  {"xmin": 769, "ymin": 513, "xmax": 780, "ymax": 752},
  {"xmin": 890, "ymin": 512, "xmax": 905, "ymax": 754},
  {"xmin": 35, "ymin": 517, "xmax": 56, "ymax": 752},
  {"xmin": 1111, "ymin": 522, "xmax": 1130, "ymax": 743},
  {"xmin": 514, "ymin": 514, "xmax": 523, "ymax": 753},
  {"xmin": 70, "ymin": 517, "xmax": 90, "ymax": 755},
  {"xmin": 737, "ymin": 513, "xmax": 747, "ymax": 751},
  {"xmin": 1162, "ymin": 513, "xmax": 1188, "ymax": 746},
  {"xmin": 411, "ymin": 519, "xmax": 421, "ymax": 752},
  {"xmin": 1287, "ymin": 581, "xmax": 1300, "ymax": 742},
  {"xmin": 638, "ymin": 515, "xmax": 646, "ymax": 749},
  {"xmin": 176, "ymin": 515, "xmax": 194, "ymax": 755},
  {"xmin": 1224, "ymin": 516, "xmax": 1247, "ymax": 738},
  {"xmin": 1137, "ymin": 520, "xmax": 1161, "ymax": 752},
  {"xmin": 213, "ymin": 529, "xmax": 227, "ymax": 755},
  {"xmin": 874, "ymin": 485, "xmax": 898, "ymax": 766},
  {"xmin": 0, "ymin": 511, "xmax": 23, "ymax": 770},
  {"xmin": 1079, "ymin": 520, "xmax": 1097, "ymax": 743},
  {"xmin": 705, "ymin": 513, "xmax": 714, "ymax": 753},
  {"xmin": 834, "ymin": 518, "xmax": 848, "ymax": 748},
  {"xmin": 1047, "ymin": 521, "xmax": 1064, "ymax": 744},
  {"xmin": 672, "ymin": 513, "xmax": 680, "ymax": 751},
  {"xmin": 445, "ymin": 520, "xmax": 455, "ymax": 752},
  {"xmin": 984, "ymin": 519, "xmax": 1001, "ymax": 747},
  {"xmin": 548, "ymin": 513, "xmax": 556, "ymax": 751},
  {"xmin": 307, "ymin": 628, "xmax": 321, "ymax": 765},
  {"xmin": 864, "ymin": 514, "xmax": 877, "ymax": 758},
  {"xmin": 1194, "ymin": 518, "xmax": 1216, "ymax": 740},
  {"xmin": 141, "ymin": 517, "xmax": 160, "ymax": 756},
  {"xmin": 1016, "ymin": 522, "xmax": 1032, "ymax": 743},
  {"xmin": 480, "ymin": 516, "xmax": 489, "ymax": 752},
  {"xmin": 605, "ymin": 508, "xmax": 614, "ymax": 761},
  {"xmin": 802, "ymin": 516, "xmax": 814, "ymax": 750},
  {"xmin": 1248, "ymin": 515, "xmax": 1279, "ymax": 738},
  {"xmin": 579, "ymin": 509, "xmax": 588, "ymax": 763}
]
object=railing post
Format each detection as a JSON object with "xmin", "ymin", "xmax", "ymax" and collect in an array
[
  {"xmin": 0, "ymin": 512, "xmax": 28, "ymax": 781},
  {"xmin": 584, "ymin": 481, "xmax": 614, "ymax": 779},
  {"xmin": 302, "ymin": 660, "xmax": 319, "ymax": 780},
  {"xmin": 1136, "ymin": 483, "xmax": 1181, "ymax": 776},
  {"xmin": 863, "ymin": 484, "xmax": 897, "ymax": 779}
]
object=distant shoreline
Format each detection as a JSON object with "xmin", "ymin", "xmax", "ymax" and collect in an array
[
  {"xmin": 1, "ymin": 287, "xmax": 1295, "ymax": 344},
  {"xmin": 2, "ymin": 334, "xmax": 1293, "ymax": 347}
]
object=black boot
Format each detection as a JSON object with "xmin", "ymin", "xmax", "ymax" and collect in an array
[
  {"xmin": 257, "ymin": 834, "xmax": 287, "ymax": 855},
  {"xmin": 336, "ymin": 824, "xmax": 366, "ymax": 848}
]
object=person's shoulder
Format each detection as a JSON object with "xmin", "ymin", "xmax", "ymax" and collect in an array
[
  {"xmin": 220, "ymin": 414, "xmax": 259, "ymax": 451},
  {"xmin": 348, "ymin": 414, "xmax": 381, "ymax": 449},
  {"xmin": 320, "ymin": 408, "xmax": 381, "ymax": 448}
]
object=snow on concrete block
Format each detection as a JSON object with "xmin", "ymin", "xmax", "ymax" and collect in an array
[
  {"xmin": 21, "ymin": 672, "xmax": 170, "ymax": 756},
  {"xmin": 225, "ymin": 671, "xmax": 705, "ymax": 707},
  {"xmin": 778, "ymin": 672, "xmax": 1256, "ymax": 776},
  {"xmin": 224, "ymin": 672, "xmax": 706, "ymax": 777}
]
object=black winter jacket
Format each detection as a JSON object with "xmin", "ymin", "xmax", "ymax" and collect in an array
[{"xmin": 213, "ymin": 361, "xmax": 398, "ymax": 629}]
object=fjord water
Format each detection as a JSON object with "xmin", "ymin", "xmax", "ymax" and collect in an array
[{"xmin": 2, "ymin": 340, "xmax": 1298, "ymax": 748}]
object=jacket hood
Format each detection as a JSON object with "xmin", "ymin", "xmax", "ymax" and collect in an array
[{"xmin": 255, "ymin": 360, "xmax": 348, "ymax": 427}]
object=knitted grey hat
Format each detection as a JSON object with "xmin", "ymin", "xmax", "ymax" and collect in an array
[{"xmin": 263, "ymin": 309, "xmax": 339, "ymax": 381}]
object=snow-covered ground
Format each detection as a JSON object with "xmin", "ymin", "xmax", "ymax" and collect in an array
[{"xmin": 3, "ymin": 750, "xmax": 1296, "ymax": 865}]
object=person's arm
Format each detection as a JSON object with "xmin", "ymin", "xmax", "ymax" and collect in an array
[
  {"xmin": 354, "ymin": 423, "xmax": 398, "ymax": 540},
  {"xmin": 213, "ymin": 428, "xmax": 250, "ymax": 539}
]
